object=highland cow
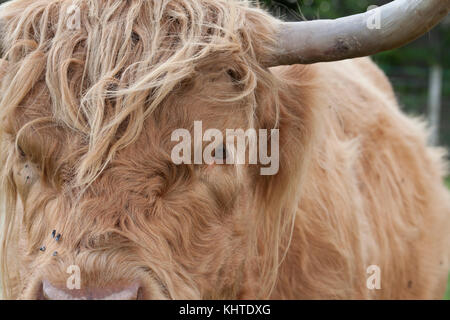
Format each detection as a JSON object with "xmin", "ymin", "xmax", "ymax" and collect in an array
[{"xmin": 0, "ymin": 0, "xmax": 449, "ymax": 299}]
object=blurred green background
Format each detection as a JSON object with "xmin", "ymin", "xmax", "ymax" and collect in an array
[{"xmin": 260, "ymin": 0, "xmax": 450, "ymax": 300}]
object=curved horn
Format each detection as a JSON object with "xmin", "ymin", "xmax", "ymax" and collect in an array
[{"xmin": 269, "ymin": 0, "xmax": 450, "ymax": 66}]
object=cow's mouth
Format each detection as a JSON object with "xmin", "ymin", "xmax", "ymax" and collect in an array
[{"xmin": 36, "ymin": 280, "xmax": 144, "ymax": 300}]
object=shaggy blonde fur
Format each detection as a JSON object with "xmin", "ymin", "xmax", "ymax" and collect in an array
[{"xmin": 0, "ymin": 0, "xmax": 449, "ymax": 299}]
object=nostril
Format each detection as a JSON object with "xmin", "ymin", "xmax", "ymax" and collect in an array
[{"xmin": 41, "ymin": 280, "xmax": 141, "ymax": 300}]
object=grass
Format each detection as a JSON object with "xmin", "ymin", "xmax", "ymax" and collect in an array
[{"xmin": 445, "ymin": 177, "xmax": 450, "ymax": 300}]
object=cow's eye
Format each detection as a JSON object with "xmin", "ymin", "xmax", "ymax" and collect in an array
[
  {"xmin": 214, "ymin": 144, "xmax": 228, "ymax": 162},
  {"xmin": 227, "ymin": 69, "xmax": 240, "ymax": 83}
]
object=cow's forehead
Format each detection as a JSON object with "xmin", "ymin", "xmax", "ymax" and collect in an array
[
  {"xmin": 5, "ymin": 67, "xmax": 251, "ymax": 137},
  {"xmin": 2, "ymin": 74, "xmax": 253, "ymax": 184}
]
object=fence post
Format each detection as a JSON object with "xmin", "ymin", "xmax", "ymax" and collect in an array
[{"xmin": 428, "ymin": 64, "xmax": 443, "ymax": 146}]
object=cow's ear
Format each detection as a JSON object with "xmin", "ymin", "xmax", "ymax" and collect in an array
[{"xmin": 240, "ymin": 6, "xmax": 279, "ymax": 68}]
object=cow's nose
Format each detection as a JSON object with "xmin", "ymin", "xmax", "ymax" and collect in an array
[{"xmin": 40, "ymin": 279, "xmax": 141, "ymax": 300}]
